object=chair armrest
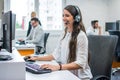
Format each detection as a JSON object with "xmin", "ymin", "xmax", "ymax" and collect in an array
[{"xmin": 91, "ymin": 75, "xmax": 110, "ymax": 80}]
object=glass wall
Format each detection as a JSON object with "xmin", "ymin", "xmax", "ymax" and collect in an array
[
  {"xmin": 10, "ymin": 0, "xmax": 34, "ymax": 30},
  {"xmin": 10, "ymin": 0, "xmax": 63, "ymax": 31},
  {"xmin": 39, "ymin": 0, "xmax": 62, "ymax": 30}
]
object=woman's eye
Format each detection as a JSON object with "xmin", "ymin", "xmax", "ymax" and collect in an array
[{"xmin": 65, "ymin": 14, "xmax": 69, "ymax": 17}]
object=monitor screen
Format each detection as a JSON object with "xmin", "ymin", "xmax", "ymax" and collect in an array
[
  {"xmin": 1, "ymin": 11, "xmax": 16, "ymax": 53},
  {"xmin": 105, "ymin": 22, "xmax": 116, "ymax": 31}
]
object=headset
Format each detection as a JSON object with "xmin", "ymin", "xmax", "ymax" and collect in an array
[{"xmin": 74, "ymin": 6, "xmax": 81, "ymax": 22}]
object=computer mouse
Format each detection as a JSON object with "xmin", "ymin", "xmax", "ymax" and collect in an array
[
  {"xmin": 24, "ymin": 56, "xmax": 35, "ymax": 62},
  {"xmin": 19, "ymin": 41, "xmax": 26, "ymax": 45},
  {"xmin": 24, "ymin": 56, "xmax": 30, "ymax": 60}
]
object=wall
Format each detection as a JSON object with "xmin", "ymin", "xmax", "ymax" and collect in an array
[
  {"xmin": 66, "ymin": 0, "xmax": 109, "ymax": 33},
  {"xmin": 107, "ymin": 0, "xmax": 120, "ymax": 22},
  {"xmin": 0, "ymin": 0, "xmax": 4, "ymax": 39},
  {"xmin": 4, "ymin": 0, "xmax": 10, "ymax": 12},
  {"xmin": 0, "ymin": 0, "xmax": 4, "ymax": 19}
]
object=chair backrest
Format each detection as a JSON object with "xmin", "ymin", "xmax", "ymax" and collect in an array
[
  {"xmin": 88, "ymin": 35, "xmax": 118, "ymax": 78},
  {"xmin": 109, "ymin": 30, "xmax": 120, "ymax": 61},
  {"xmin": 44, "ymin": 33, "xmax": 49, "ymax": 50}
]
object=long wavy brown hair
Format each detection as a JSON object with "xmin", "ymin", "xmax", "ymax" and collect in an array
[{"xmin": 62, "ymin": 5, "xmax": 86, "ymax": 63}]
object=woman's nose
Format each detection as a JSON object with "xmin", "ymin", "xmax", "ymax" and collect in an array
[{"xmin": 63, "ymin": 16, "xmax": 67, "ymax": 21}]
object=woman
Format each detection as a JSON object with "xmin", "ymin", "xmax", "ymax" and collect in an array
[{"xmin": 29, "ymin": 5, "xmax": 92, "ymax": 79}]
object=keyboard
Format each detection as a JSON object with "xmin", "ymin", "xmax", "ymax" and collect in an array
[{"xmin": 26, "ymin": 63, "xmax": 52, "ymax": 74}]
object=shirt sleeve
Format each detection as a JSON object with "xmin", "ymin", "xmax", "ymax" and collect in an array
[
  {"xmin": 52, "ymin": 41, "xmax": 61, "ymax": 61},
  {"xmin": 26, "ymin": 28, "xmax": 33, "ymax": 40},
  {"xmin": 73, "ymin": 32, "xmax": 88, "ymax": 69},
  {"xmin": 32, "ymin": 28, "xmax": 44, "ymax": 44},
  {"xmin": 86, "ymin": 27, "xmax": 95, "ymax": 35}
]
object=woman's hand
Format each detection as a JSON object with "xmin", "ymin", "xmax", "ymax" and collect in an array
[
  {"xmin": 98, "ymin": 26, "xmax": 101, "ymax": 30},
  {"xmin": 18, "ymin": 39, "xmax": 24, "ymax": 42},
  {"xmin": 29, "ymin": 56, "xmax": 39, "ymax": 61},
  {"xmin": 41, "ymin": 64, "xmax": 60, "ymax": 71}
]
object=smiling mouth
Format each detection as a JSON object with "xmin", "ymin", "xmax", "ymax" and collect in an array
[{"xmin": 64, "ymin": 21, "xmax": 69, "ymax": 25}]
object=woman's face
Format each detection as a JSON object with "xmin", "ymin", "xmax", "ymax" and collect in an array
[{"xmin": 63, "ymin": 9, "xmax": 74, "ymax": 28}]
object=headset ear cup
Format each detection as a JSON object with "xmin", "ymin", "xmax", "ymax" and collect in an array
[
  {"xmin": 74, "ymin": 6, "xmax": 81, "ymax": 22},
  {"xmin": 75, "ymin": 15, "xmax": 80, "ymax": 22}
]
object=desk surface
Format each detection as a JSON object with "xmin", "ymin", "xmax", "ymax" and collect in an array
[
  {"xmin": 26, "ymin": 60, "xmax": 80, "ymax": 80},
  {"xmin": 26, "ymin": 70, "xmax": 80, "ymax": 80}
]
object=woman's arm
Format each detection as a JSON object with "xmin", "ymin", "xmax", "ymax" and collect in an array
[
  {"xmin": 61, "ymin": 62, "xmax": 81, "ymax": 70},
  {"xmin": 41, "ymin": 62, "xmax": 81, "ymax": 71},
  {"xmin": 30, "ymin": 55, "xmax": 55, "ymax": 61}
]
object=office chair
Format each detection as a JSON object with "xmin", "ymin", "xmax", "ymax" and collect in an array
[
  {"xmin": 35, "ymin": 33, "xmax": 49, "ymax": 55},
  {"xmin": 109, "ymin": 30, "xmax": 120, "ymax": 75},
  {"xmin": 43, "ymin": 33, "xmax": 49, "ymax": 54},
  {"xmin": 88, "ymin": 35, "xmax": 118, "ymax": 80}
]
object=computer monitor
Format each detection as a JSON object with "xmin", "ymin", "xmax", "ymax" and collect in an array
[
  {"xmin": 1, "ymin": 11, "xmax": 16, "ymax": 53},
  {"xmin": 105, "ymin": 22, "xmax": 116, "ymax": 31}
]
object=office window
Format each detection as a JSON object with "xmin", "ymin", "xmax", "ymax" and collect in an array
[
  {"xmin": 39, "ymin": 0, "xmax": 63, "ymax": 30},
  {"xmin": 10, "ymin": 0, "xmax": 63, "ymax": 30},
  {"xmin": 10, "ymin": 0, "xmax": 34, "ymax": 30}
]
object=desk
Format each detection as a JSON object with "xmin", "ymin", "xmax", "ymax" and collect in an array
[
  {"xmin": 26, "ymin": 70, "xmax": 80, "ymax": 80},
  {"xmin": 15, "ymin": 43, "xmax": 35, "ymax": 56},
  {"xmin": 26, "ymin": 61, "xmax": 80, "ymax": 80},
  {"xmin": 112, "ymin": 56, "xmax": 120, "ymax": 68},
  {"xmin": 0, "ymin": 48, "xmax": 25, "ymax": 80},
  {"xmin": 112, "ymin": 61, "xmax": 120, "ymax": 68},
  {"xmin": 0, "ymin": 50, "xmax": 80, "ymax": 80}
]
